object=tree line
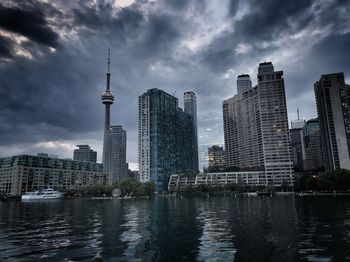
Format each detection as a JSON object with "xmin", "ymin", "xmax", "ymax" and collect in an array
[
  {"xmin": 65, "ymin": 178, "xmax": 155, "ymax": 197},
  {"xmin": 294, "ymin": 169, "xmax": 350, "ymax": 192}
]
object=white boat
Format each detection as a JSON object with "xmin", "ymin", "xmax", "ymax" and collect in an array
[{"xmin": 22, "ymin": 188, "xmax": 64, "ymax": 200}]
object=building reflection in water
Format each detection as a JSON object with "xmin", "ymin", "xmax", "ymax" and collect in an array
[{"xmin": 196, "ymin": 200, "xmax": 236, "ymax": 261}]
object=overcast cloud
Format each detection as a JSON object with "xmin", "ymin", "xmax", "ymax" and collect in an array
[{"xmin": 0, "ymin": 0, "xmax": 349, "ymax": 170}]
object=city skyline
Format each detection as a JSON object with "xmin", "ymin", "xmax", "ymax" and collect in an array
[{"xmin": 0, "ymin": 0, "xmax": 349, "ymax": 170}]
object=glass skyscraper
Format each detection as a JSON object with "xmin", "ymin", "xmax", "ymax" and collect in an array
[
  {"xmin": 184, "ymin": 91, "xmax": 199, "ymax": 171},
  {"xmin": 138, "ymin": 88, "xmax": 196, "ymax": 191}
]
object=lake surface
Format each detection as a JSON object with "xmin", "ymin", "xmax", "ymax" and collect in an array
[{"xmin": 0, "ymin": 196, "xmax": 350, "ymax": 261}]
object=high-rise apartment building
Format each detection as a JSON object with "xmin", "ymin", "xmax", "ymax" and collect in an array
[
  {"xmin": 184, "ymin": 91, "xmax": 199, "ymax": 171},
  {"xmin": 73, "ymin": 145, "xmax": 97, "ymax": 163},
  {"xmin": 138, "ymin": 88, "xmax": 196, "ymax": 191},
  {"xmin": 314, "ymin": 73, "xmax": 350, "ymax": 171},
  {"xmin": 257, "ymin": 62, "xmax": 293, "ymax": 184},
  {"xmin": 101, "ymin": 50, "xmax": 127, "ymax": 183},
  {"xmin": 237, "ymin": 74, "xmax": 252, "ymax": 94},
  {"xmin": 223, "ymin": 62, "xmax": 293, "ymax": 186},
  {"xmin": 208, "ymin": 145, "xmax": 225, "ymax": 168},
  {"xmin": 223, "ymin": 85, "xmax": 264, "ymax": 169}
]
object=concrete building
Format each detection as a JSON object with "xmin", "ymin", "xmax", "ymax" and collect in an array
[
  {"xmin": 314, "ymin": 73, "xmax": 350, "ymax": 171},
  {"xmin": 0, "ymin": 154, "xmax": 111, "ymax": 196},
  {"xmin": 223, "ymin": 85, "xmax": 264, "ymax": 170},
  {"xmin": 223, "ymin": 61, "xmax": 293, "ymax": 187},
  {"xmin": 208, "ymin": 145, "xmax": 225, "ymax": 168},
  {"xmin": 101, "ymin": 49, "xmax": 127, "ymax": 183},
  {"xmin": 257, "ymin": 62, "xmax": 293, "ymax": 185},
  {"xmin": 168, "ymin": 171, "xmax": 267, "ymax": 191},
  {"xmin": 138, "ymin": 88, "xmax": 196, "ymax": 191},
  {"xmin": 73, "ymin": 145, "xmax": 97, "ymax": 163},
  {"xmin": 184, "ymin": 91, "xmax": 199, "ymax": 171},
  {"xmin": 237, "ymin": 74, "xmax": 252, "ymax": 94}
]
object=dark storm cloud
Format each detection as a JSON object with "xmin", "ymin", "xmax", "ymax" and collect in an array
[
  {"xmin": 0, "ymin": 2, "xmax": 61, "ymax": 48},
  {"xmin": 0, "ymin": 34, "xmax": 13, "ymax": 58},
  {"xmin": 234, "ymin": 0, "xmax": 314, "ymax": 41},
  {"xmin": 0, "ymin": 0, "xmax": 349, "ymax": 164}
]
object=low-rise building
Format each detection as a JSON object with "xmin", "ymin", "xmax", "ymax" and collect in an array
[
  {"xmin": 0, "ymin": 154, "xmax": 112, "ymax": 196},
  {"xmin": 168, "ymin": 171, "xmax": 291, "ymax": 191}
]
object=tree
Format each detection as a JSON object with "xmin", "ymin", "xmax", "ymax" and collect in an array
[{"xmin": 118, "ymin": 178, "xmax": 156, "ymax": 197}]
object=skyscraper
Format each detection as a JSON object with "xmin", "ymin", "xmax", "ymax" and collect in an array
[
  {"xmin": 290, "ymin": 118, "xmax": 306, "ymax": 172},
  {"xmin": 223, "ymin": 85, "xmax": 264, "ymax": 169},
  {"xmin": 314, "ymin": 73, "xmax": 350, "ymax": 171},
  {"xmin": 101, "ymin": 49, "xmax": 127, "ymax": 183},
  {"xmin": 223, "ymin": 61, "xmax": 293, "ymax": 186},
  {"xmin": 257, "ymin": 62, "xmax": 293, "ymax": 185},
  {"xmin": 184, "ymin": 91, "xmax": 199, "ymax": 171},
  {"xmin": 236, "ymin": 74, "xmax": 252, "ymax": 94},
  {"xmin": 73, "ymin": 145, "xmax": 97, "ymax": 163},
  {"xmin": 138, "ymin": 88, "xmax": 196, "ymax": 191},
  {"xmin": 104, "ymin": 126, "xmax": 128, "ymax": 182},
  {"xmin": 303, "ymin": 118, "xmax": 324, "ymax": 171}
]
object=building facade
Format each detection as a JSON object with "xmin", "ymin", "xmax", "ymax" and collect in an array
[
  {"xmin": 303, "ymin": 118, "xmax": 324, "ymax": 171},
  {"xmin": 184, "ymin": 91, "xmax": 199, "ymax": 171},
  {"xmin": 138, "ymin": 88, "xmax": 196, "ymax": 191},
  {"xmin": 104, "ymin": 126, "xmax": 128, "ymax": 183},
  {"xmin": 168, "ymin": 171, "xmax": 267, "ymax": 191},
  {"xmin": 257, "ymin": 62, "xmax": 293, "ymax": 185},
  {"xmin": 223, "ymin": 62, "xmax": 293, "ymax": 186},
  {"xmin": 223, "ymin": 85, "xmax": 264, "ymax": 169},
  {"xmin": 314, "ymin": 73, "xmax": 350, "ymax": 171},
  {"xmin": 0, "ymin": 155, "xmax": 111, "ymax": 196},
  {"xmin": 290, "ymin": 119, "xmax": 306, "ymax": 171},
  {"xmin": 208, "ymin": 145, "xmax": 225, "ymax": 168},
  {"xmin": 237, "ymin": 74, "xmax": 252, "ymax": 94},
  {"xmin": 101, "ymin": 50, "xmax": 127, "ymax": 183},
  {"xmin": 73, "ymin": 145, "xmax": 97, "ymax": 163}
]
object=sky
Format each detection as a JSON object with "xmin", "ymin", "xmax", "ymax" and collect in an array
[{"xmin": 0, "ymin": 0, "xmax": 349, "ymax": 170}]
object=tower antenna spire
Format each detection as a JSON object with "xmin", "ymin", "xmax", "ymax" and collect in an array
[
  {"xmin": 106, "ymin": 48, "xmax": 111, "ymax": 92},
  {"xmin": 107, "ymin": 48, "xmax": 110, "ymax": 74},
  {"xmin": 297, "ymin": 108, "xmax": 300, "ymax": 120}
]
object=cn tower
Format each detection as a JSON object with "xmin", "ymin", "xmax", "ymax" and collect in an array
[{"xmin": 102, "ymin": 49, "xmax": 114, "ymax": 165}]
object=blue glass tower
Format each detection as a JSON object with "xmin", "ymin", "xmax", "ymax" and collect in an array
[{"xmin": 138, "ymin": 89, "xmax": 196, "ymax": 191}]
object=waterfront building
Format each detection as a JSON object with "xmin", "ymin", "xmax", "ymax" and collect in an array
[
  {"xmin": 101, "ymin": 49, "xmax": 127, "ymax": 183},
  {"xmin": 73, "ymin": 145, "xmax": 97, "ymax": 163},
  {"xmin": 138, "ymin": 88, "xmax": 196, "ymax": 191},
  {"xmin": 208, "ymin": 145, "xmax": 225, "ymax": 168},
  {"xmin": 223, "ymin": 61, "xmax": 293, "ymax": 186},
  {"xmin": 314, "ymin": 73, "xmax": 350, "ymax": 171},
  {"xmin": 184, "ymin": 91, "xmax": 199, "ymax": 171},
  {"xmin": 303, "ymin": 118, "xmax": 324, "ymax": 171},
  {"xmin": 0, "ymin": 154, "xmax": 111, "ymax": 196},
  {"xmin": 168, "ymin": 171, "xmax": 266, "ymax": 191},
  {"xmin": 223, "ymin": 85, "xmax": 264, "ymax": 169},
  {"xmin": 257, "ymin": 62, "xmax": 293, "ymax": 185},
  {"xmin": 237, "ymin": 74, "xmax": 252, "ymax": 94}
]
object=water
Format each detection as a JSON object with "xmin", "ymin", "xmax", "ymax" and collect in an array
[{"xmin": 0, "ymin": 196, "xmax": 350, "ymax": 261}]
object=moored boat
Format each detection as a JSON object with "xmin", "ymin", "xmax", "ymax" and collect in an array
[{"xmin": 21, "ymin": 188, "xmax": 64, "ymax": 200}]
